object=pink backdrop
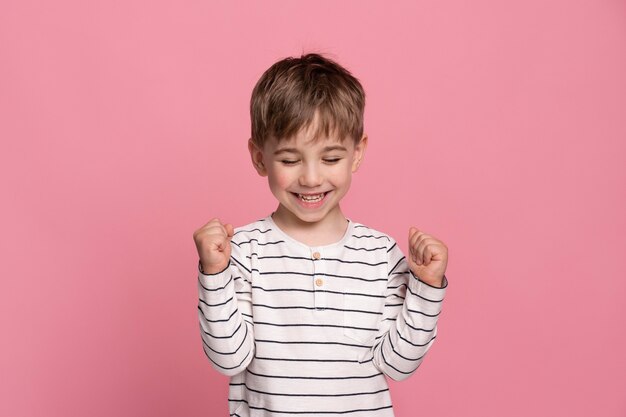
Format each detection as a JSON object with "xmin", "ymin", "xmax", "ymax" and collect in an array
[{"xmin": 2, "ymin": 1, "xmax": 625, "ymax": 416}]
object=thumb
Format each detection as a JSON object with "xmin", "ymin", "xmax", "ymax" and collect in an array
[{"xmin": 224, "ymin": 223, "xmax": 235, "ymax": 238}]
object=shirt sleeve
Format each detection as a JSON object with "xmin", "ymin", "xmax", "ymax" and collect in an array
[
  {"xmin": 370, "ymin": 237, "xmax": 448, "ymax": 381},
  {"xmin": 197, "ymin": 240, "xmax": 255, "ymax": 376}
]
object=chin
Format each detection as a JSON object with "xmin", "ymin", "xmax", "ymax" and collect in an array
[
  {"xmin": 287, "ymin": 206, "xmax": 332, "ymax": 224},
  {"xmin": 293, "ymin": 212, "xmax": 326, "ymax": 224}
]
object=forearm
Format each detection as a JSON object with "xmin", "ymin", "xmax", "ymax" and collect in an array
[
  {"xmin": 197, "ymin": 263, "xmax": 255, "ymax": 376},
  {"xmin": 372, "ymin": 273, "xmax": 447, "ymax": 381}
]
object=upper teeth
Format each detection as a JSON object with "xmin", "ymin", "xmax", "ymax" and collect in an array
[{"xmin": 299, "ymin": 193, "xmax": 325, "ymax": 201}]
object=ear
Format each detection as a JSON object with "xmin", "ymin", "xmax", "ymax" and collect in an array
[
  {"xmin": 351, "ymin": 134, "xmax": 368, "ymax": 173},
  {"xmin": 248, "ymin": 138, "xmax": 268, "ymax": 176}
]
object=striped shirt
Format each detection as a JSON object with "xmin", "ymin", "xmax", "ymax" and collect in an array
[{"xmin": 198, "ymin": 214, "xmax": 448, "ymax": 416}]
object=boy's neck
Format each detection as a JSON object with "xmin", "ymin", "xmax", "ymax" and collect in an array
[{"xmin": 271, "ymin": 205, "xmax": 349, "ymax": 247}]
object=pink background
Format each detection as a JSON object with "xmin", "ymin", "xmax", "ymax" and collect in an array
[{"xmin": 2, "ymin": 1, "xmax": 625, "ymax": 416}]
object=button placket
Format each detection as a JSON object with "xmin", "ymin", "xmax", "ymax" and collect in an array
[{"xmin": 311, "ymin": 248, "xmax": 326, "ymax": 309}]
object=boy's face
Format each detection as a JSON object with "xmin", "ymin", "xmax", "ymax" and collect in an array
[{"xmin": 248, "ymin": 123, "xmax": 367, "ymax": 228}]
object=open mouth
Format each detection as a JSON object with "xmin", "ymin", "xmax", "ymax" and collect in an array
[{"xmin": 292, "ymin": 192, "xmax": 329, "ymax": 203}]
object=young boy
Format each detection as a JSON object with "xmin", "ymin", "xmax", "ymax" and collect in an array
[{"xmin": 193, "ymin": 53, "xmax": 449, "ymax": 416}]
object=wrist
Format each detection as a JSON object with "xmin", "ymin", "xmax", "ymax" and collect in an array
[
  {"xmin": 422, "ymin": 277, "xmax": 444, "ymax": 288},
  {"xmin": 198, "ymin": 259, "xmax": 229, "ymax": 275},
  {"xmin": 410, "ymin": 270, "xmax": 447, "ymax": 288}
]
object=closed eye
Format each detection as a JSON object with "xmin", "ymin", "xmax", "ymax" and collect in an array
[
  {"xmin": 280, "ymin": 160, "xmax": 299, "ymax": 165},
  {"xmin": 324, "ymin": 158, "xmax": 341, "ymax": 164}
]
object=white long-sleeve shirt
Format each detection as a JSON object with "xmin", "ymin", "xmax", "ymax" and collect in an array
[{"xmin": 198, "ymin": 214, "xmax": 448, "ymax": 416}]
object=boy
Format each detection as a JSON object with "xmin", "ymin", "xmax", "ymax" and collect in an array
[{"xmin": 193, "ymin": 53, "xmax": 449, "ymax": 416}]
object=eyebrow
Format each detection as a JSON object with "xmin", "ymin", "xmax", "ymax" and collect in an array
[{"xmin": 273, "ymin": 145, "xmax": 348, "ymax": 155}]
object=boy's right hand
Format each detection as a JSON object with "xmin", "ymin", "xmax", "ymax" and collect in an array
[{"xmin": 193, "ymin": 218, "xmax": 235, "ymax": 275}]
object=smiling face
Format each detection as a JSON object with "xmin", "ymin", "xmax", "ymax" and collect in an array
[{"xmin": 249, "ymin": 118, "xmax": 367, "ymax": 231}]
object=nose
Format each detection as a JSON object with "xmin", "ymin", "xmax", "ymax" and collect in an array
[{"xmin": 298, "ymin": 162, "xmax": 323, "ymax": 187}]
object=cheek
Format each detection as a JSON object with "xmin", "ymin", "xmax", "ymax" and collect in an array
[
  {"xmin": 267, "ymin": 168, "xmax": 293, "ymax": 190},
  {"xmin": 334, "ymin": 166, "xmax": 353, "ymax": 187}
]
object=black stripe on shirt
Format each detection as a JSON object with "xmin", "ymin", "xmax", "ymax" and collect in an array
[
  {"xmin": 255, "ymin": 339, "xmax": 369, "ymax": 349},
  {"xmin": 251, "ymin": 285, "xmax": 386, "ymax": 299},
  {"xmin": 230, "ymin": 256, "xmax": 251, "ymax": 274},
  {"xmin": 237, "ymin": 239, "xmax": 286, "ymax": 246},
  {"xmin": 254, "ymin": 356, "xmax": 360, "ymax": 363},
  {"xmin": 384, "ymin": 303, "xmax": 403, "ymax": 308},
  {"xmin": 380, "ymin": 338, "xmax": 419, "ymax": 375},
  {"xmin": 388, "ymin": 334, "xmax": 425, "ymax": 362},
  {"xmin": 403, "ymin": 321, "xmax": 435, "ymax": 333},
  {"xmin": 252, "ymin": 302, "xmax": 382, "ymax": 316},
  {"xmin": 253, "ymin": 321, "xmax": 378, "ymax": 332},
  {"xmin": 234, "ymin": 228, "xmax": 272, "ymax": 235},
  {"xmin": 229, "ymin": 383, "xmax": 389, "ymax": 398},
  {"xmin": 202, "ymin": 324, "xmax": 249, "ymax": 355},
  {"xmin": 249, "ymin": 254, "xmax": 386, "ymax": 268},
  {"xmin": 201, "ymin": 321, "xmax": 243, "ymax": 339},
  {"xmin": 233, "ymin": 274, "xmax": 250, "ymax": 283},
  {"xmin": 198, "ymin": 306, "xmax": 238, "ymax": 323},
  {"xmin": 386, "ymin": 283, "xmax": 406, "ymax": 290},
  {"xmin": 407, "ymin": 307, "xmax": 440, "ymax": 317},
  {"xmin": 202, "ymin": 344, "xmax": 251, "ymax": 371},
  {"xmin": 247, "ymin": 254, "xmax": 311, "ymax": 262},
  {"xmin": 199, "ymin": 295, "xmax": 233, "ymax": 308},
  {"xmin": 388, "ymin": 257, "xmax": 405, "ymax": 275},
  {"xmin": 344, "ymin": 245, "xmax": 386, "ymax": 252},
  {"xmin": 352, "ymin": 234, "xmax": 390, "ymax": 240},
  {"xmin": 322, "ymin": 257, "xmax": 386, "ymax": 267},
  {"xmin": 198, "ymin": 275, "xmax": 234, "ymax": 292},
  {"xmin": 388, "ymin": 295, "xmax": 405, "ymax": 301},
  {"xmin": 396, "ymin": 327, "xmax": 437, "ymax": 347},
  {"xmin": 260, "ymin": 270, "xmax": 387, "ymax": 283},
  {"xmin": 406, "ymin": 283, "xmax": 444, "ymax": 303},
  {"xmin": 245, "ymin": 369, "xmax": 383, "ymax": 381},
  {"xmin": 227, "ymin": 399, "xmax": 393, "ymax": 415}
]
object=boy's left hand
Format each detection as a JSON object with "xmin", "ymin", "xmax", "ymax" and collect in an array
[{"xmin": 407, "ymin": 227, "xmax": 448, "ymax": 288}]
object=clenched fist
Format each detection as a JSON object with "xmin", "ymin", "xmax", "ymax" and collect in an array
[
  {"xmin": 193, "ymin": 218, "xmax": 235, "ymax": 275},
  {"xmin": 407, "ymin": 227, "xmax": 448, "ymax": 288}
]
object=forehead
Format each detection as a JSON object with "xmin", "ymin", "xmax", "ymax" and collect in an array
[
  {"xmin": 265, "ymin": 125, "xmax": 352, "ymax": 153},
  {"xmin": 263, "ymin": 108, "xmax": 354, "ymax": 152},
  {"xmin": 266, "ymin": 136, "xmax": 351, "ymax": 155}
]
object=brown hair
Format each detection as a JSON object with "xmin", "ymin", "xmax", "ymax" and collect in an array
[{"xmin": 250, "ymin": 53, "xmax": 366, "ymax": 148}]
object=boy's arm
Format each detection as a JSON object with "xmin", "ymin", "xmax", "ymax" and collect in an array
[
  {"xmin": 197, "ymin": 241, "xmax": 255, "ymax": 376},
  {"xmin": 370, "ymin": 237, "xmax": 447, "ymax": 381}
]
